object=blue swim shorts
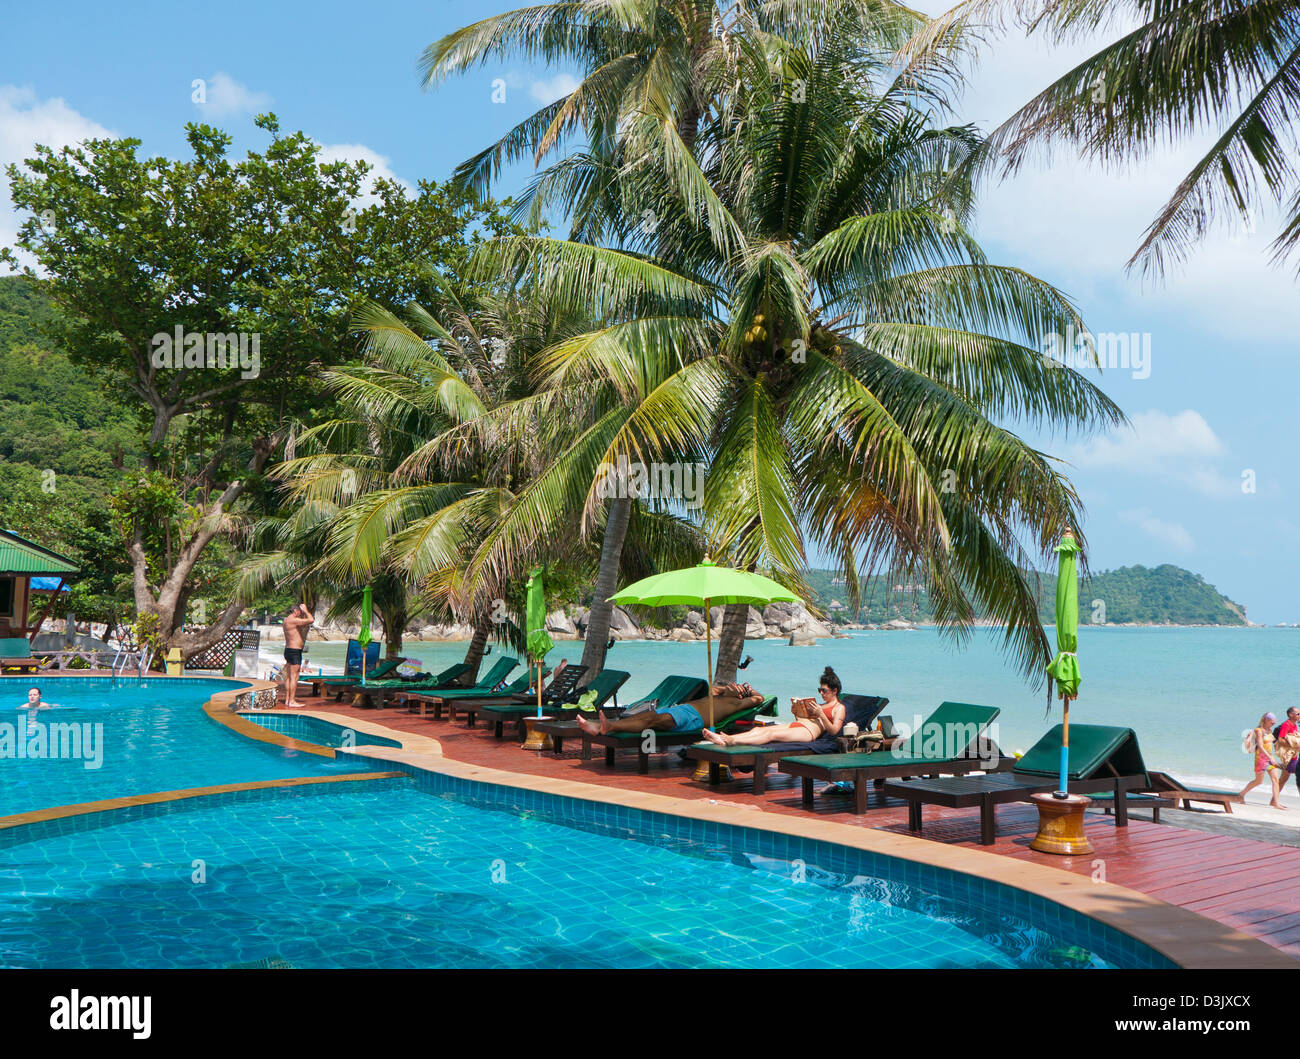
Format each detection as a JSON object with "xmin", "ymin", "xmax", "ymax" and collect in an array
[{"xmin": 654, "ymin": 703, "xmax": 704, "ymax": 732}]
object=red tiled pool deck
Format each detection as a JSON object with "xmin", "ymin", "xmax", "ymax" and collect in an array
[{"xmin": 296, "ymin": 690, "xmax": 1300, "ymax": 961}]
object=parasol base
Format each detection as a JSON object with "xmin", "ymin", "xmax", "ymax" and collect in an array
[
  {"xmin": 692, "ymin": 761, "xmax": 732, "ymax": 783},
  {"xmin": 520, "ymin": 716, "xmax": 554, "ymax": 752},
  {"xmin": 1029, "ymin": 792, "xmax": 1093, "ymax": 855}
]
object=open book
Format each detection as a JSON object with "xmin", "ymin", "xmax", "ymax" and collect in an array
[{"xmin": 791, "ymin": 697, "xmax": 831, "ymax": 733}]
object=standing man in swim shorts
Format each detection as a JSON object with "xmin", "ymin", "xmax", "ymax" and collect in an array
[{"xmin": 282, "ymin": 602, "xmax": 315, "ymax": 708}]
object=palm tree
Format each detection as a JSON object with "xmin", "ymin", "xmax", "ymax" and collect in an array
[
  {"xmin": 418, "ymin": 0, "xmax": 932, "ymax": 200},
  {"xmin": 903, "ymin": 0, "xmax": 1300, "ymax": 275},
  {"xmin": 458, "ymin": 11, "xmax": 1125, "ymax": 681}
]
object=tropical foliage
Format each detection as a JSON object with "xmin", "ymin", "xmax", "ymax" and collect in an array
[{"xmin": 423, "ymin": 0, "xmax": 1126, "ymax": 680}]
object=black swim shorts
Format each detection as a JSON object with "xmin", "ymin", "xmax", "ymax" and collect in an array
[{"xmin": 283, "ymin": 647, "xmax": 303, "ymax": 666}]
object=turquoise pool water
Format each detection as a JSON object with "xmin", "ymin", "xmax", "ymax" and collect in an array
[
  {"xmin": 244, "ymin": 713, "xmax": 402, "ymax": 750},
  {"xmin": 0, "ymin": 678, "xmax": 369, "ymax": 817},
  {"xmin": 0, "ymin": 779, "xmax": 1168, "ymax": 969}
]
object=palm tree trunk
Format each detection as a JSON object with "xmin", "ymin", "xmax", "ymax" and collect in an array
[
  {"xmin": 580, "ymin": 496, "xmax": 633, "ymax": 676},
  {"xmin": 382, "ymin": 606, "xmax": 405, "ymax": 659},
  {"xmin": 713, "ymin": 602, "xmax": 749, "ymax": 684},
  {"xmin": 460, "ymin": 613, "xmax": 492, "ymax": 685}
]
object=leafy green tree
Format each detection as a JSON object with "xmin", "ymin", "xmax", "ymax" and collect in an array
[{"xmin": 3, "ymin": 117, "xmax": 520, "ymax": 657}]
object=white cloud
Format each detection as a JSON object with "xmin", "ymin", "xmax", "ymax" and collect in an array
[
  {"xmin": 192, "ymin": 72, "xmax": 272, "ymax": 119},
  {"xmin": 1119, "ymin": 508, "xmax": 1195, "ymax": 552},
  {"xmin": 529, "ymin": 73, "xmax": 580, "ymax": 105},
  {"xmin": 0, "ymin": 85, "xmax": 115, "ymax": 273},
  {"xmin": 315, "ymin": 142, "xmax": 414, "ymax": 205},
  {"xmin": 1070, "ymin": 409, "xmax": 1222, "ymax": 471}
]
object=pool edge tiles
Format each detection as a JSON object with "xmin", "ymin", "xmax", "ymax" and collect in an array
[
  {"xmin": 325, "ymin": 734, "xmax": 1296, "ymax": 970},
  {"xmin": 0, "ymin": 771, "xmax": 412, "ymax": 849}
]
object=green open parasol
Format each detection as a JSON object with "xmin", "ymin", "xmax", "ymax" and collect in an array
[{"xmin": 609, "ymin": 557, "xmax": 800, "ymax": 725}]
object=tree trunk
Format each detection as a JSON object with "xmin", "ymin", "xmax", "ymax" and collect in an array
[
  {"xmin": 713, "ymin": 603, "xmax": 749, "ymax": 684},
  {"xmin": 460, "ymin": 613, "xmax": 493, "ymax": 685},
  {"xmin": 380, "ymin": 606, "xmax": 405, "ymax": 659},
  {"xmin": 580, "ymin": 496, "xmax": 633, "ymax": 676}
]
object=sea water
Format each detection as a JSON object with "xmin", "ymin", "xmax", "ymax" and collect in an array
[{"xmin": 271, "ymin": 627, "xmax": 1299, "ymax": 798}]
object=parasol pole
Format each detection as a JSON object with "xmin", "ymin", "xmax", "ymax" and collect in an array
[
  {"xmin": 704, "ymin": 594, "xmax": 715, "ymax": 727},
  {"xmin": 537, "ymin": 658, "xmax": 543, "ymax": 719},
  {"xmin": 1058, "ymin": 691, "xmax": 1074, "ymax": 797}
]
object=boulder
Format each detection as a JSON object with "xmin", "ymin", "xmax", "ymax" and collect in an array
[
  {"xmin": 789, "ymin": 630, "xmax": 817, "ymax": 646},
  {"xmin": 608, "ymin": 606, "xmax": 642, "ymax": 639},
  {"xmin": 546, "ymin": 609, "xmax": 579, "ymax": 638},
  {"xmin": 669, "ymin": 627, "xmax": 696, "ymax": 642}
]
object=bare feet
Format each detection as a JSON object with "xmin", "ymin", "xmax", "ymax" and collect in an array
[
  {"xmin": 599, "ymin": 712, "xmax": 612, "ymax": 735},
  {"xmin": 575, "ymin": 714, "xmax": 598, "ymax": 735},
  {"xmin": 1271, "ymin": 801, "xmax": 1288, "ymax": 810},
  {"xmin": 700, "ymin": 728, "xmax": 729, "ymax": 746}
]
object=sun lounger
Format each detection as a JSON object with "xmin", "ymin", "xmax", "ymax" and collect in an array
[
  {"xmin": 307, "ymin": 655, "xmax": 406, "ymax": 698},
  {"xmin": 1140, "ymin": 770, "xmax": 1246, "ymax": 813},
  {"xmin": 365, "ymin": 657, "xmax": 517, "ymax": 710},
  {"xmin": 883, "ymin": 723, "xmax": 1152, "ymax": 843},
  {"xmin": 337, "ymin": 661, "xmax": 473, "ymax": 705},
  {"xmin": 683, "ymin": 694, "xmax": 889, "ymax": 793},
  {"xmin": 0, "ymin": 637, "xmax": 40, "ymax": 674},
  {"xmin": 777, "ymin": 701, "xmax": 1009, "ymax": 813},
  {"xmin": 582, "ymin": 690, "xmax": 778, "ymax": 774},
  {"xmin": 457, "ymin": 664, "xmax": 591, "ymax": 737},
  {"xmin": 399, "ymin": 657, "xmax": 523, "ymax": 716},
  {"xmin": 530, "ymin": 669, "xmax": 632, "ymax": 751},
  {"xmin": 446, "ymin": 670, "xmax": 546, "ymax": 723}
]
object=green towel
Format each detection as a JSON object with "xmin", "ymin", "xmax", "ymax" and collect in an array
[{"xmin": 573, "ymin": 689, "xmax": 598, "ymax": 712}]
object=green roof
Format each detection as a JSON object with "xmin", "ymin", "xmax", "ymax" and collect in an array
[{"xmin": 0, "ymin": 530, "xmax": 78, "ymax": 576}]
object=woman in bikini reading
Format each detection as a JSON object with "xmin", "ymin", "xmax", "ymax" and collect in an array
[{"xmin": 700, "ymin": 666, "xmax": 845, "ymax": 746}]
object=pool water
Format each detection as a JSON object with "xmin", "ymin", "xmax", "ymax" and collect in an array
[
  {"xmin": 0, "ymin": 781, "xmax": 1153, "ymax": 969},
  {"xmin": 244, "ymin": 713, "xmax": 402, "ymax": 750},
  {"xmin": 0, "ymin": 678, "xmax": 367, "ymax": 817}
]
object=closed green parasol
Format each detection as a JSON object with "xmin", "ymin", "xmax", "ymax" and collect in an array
[
  {"xmin": 609, "ymin": 557, "xmax": 800, "ymax": 725},
  {"xmin": 1045, "ymin": 531, "xmax": 1081, "ymax": 795},
  {"xmin": 357, "ymin": 584, "xmax": 373, "ymax": 685},
  {"xmin": 525, "ymin": 568, "xmax": 554, "ymax": 717}
]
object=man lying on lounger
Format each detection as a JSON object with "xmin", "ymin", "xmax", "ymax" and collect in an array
[{"xmin": 574, "ymin": 683, "xmax": 763, "ymax": 736}]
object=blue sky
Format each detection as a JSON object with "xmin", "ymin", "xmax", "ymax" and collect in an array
[{"xmin": 2, "ymin": 0, "xmax": 1297, "ymax": 621}]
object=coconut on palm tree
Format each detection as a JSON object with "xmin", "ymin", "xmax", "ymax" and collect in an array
[{"xmin": 449, "ymin": 9, "xmax": 1125, "ymax": 680}]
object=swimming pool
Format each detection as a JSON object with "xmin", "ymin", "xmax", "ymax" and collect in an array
[
  {"xmin": 0, "ymin": 676, "xmax": 1176, "ymax": 968},
  {"xmin": 0, "ymin": 770, "xmax": 1173, "ymax": 969},
  {"xmin": 0, "ymin": 677, "xmax": 371, "ymax": 817}
]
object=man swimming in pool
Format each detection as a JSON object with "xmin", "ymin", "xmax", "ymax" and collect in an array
[
  {"xmin": 574, "ymin": 684, "xmax": 764, "ymax": 736},
  {"xmin": 282, "ymin": 602, "xmax": 315, "ymax": 708},
  {"xmin": 19, "ymin": 687, "xmax": 49, "ymax": 710}
]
